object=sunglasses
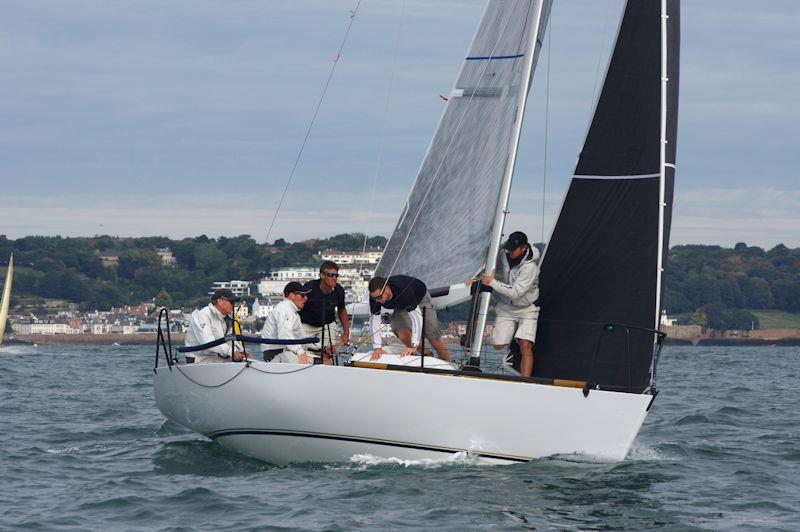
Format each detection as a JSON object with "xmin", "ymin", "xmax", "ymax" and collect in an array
[{"xmin": 322, "ymin": 272, "xmax": 340, "ymax": 278}]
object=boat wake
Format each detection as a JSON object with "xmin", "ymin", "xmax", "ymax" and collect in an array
[
  {"xmin": 332, "ymin": 451, "xmax": 499, "ymax": 471},
  {"xmin": 0, "ymin": 345, "xmax": 35, "ymax": 355}
]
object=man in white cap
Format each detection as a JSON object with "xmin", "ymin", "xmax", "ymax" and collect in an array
[
  {"xmin": 468, "ymin": 231, "xmax": 540, "ymax": 377},
  {"xmin": 260, "ymin": 281, "xmax": 314, "ymax": 364}
]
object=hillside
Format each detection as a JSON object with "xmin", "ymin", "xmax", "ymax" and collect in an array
[{"xmin": 1, "ymin": 236, "xmax": 798, "ymax": 331}]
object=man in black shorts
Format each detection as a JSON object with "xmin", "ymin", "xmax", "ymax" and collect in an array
[
  {"xmin": 299, "ymin": 260, "xmax": 350, "ymax": 364},
  {"xmin": 367, "ymin": 275, "xmax": 450, "ymax": 362}
]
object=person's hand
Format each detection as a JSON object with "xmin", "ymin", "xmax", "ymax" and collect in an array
[
  {"xmin": 232, "ymin": 351, "xmax": 245, "ymax": 362},
  {"xmin": 371, "ymin": 348, "xmax": 385, "ymax": 361},
  {"xmin": 340, "ymin": 334, "xmax": 350, "ymax": 346},
  {"xmin": 481, "ymin": 269, "xmax": 496, "ymax": 285},
  {"xmin": 400, "ymin": 346, "xmax": 417, "ymax": 357},
  {"xmin": 298, "ymin": 353, "xmax": 311, "ymax": 364},
  {"xmin": 465, "ymin": 277, "xmax": 474, "ymax": 287}
]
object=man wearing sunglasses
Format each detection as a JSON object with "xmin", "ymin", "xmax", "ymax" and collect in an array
[
  {"xmin": 185, "ymin": 288, "xmax": 250, "ymax": 363},
  {"xmin": 298, "ymin": 260, "xmax": 350, "ymax": 364},
  {"xmin": 367, "ymin": 275, "xmax": 451, "ymax": 362},
  {"xmin": 260, "ymin": 281, "xmax": 313, "ymax": 364}
]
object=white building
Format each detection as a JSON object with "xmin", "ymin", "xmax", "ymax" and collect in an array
[
  {"xmin": 660, "ymin": 310, "xmax": 676, "ymax": 327},
  {"xmin": 258, "ymin": 268, "xmax": 317, "ymax": 297},
  {"xmin": 319, "ymin": 247, "xmax": 383, "ymax": 265},
  {"xmin": 266, "ymin": 268, "xmax": 318, "ymax": 282},
  {"xmin": 252, "ymin": 298, "xmax": 278, "ymax": 319},
  {"xmin": 209, "ymin": 280, "xmax": 251, "ymax": 298},
  {"xmin": 155, "ymin": 247, "xmax": 176, "ymax": 266},
  {"xmin": 110, "ymin": 323, "xmax": 137, "ymax": 335},
  {"xmin": 12, "ymin": 320, "xmax": 69, "ymax": 335}
]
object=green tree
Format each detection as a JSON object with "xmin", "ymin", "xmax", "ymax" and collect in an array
[
  {"xmin": 118, "ymin": 249, "xmax": 161, "ymax": 279},
  {"xmin": 154, "ymin": 289, "xmax": 173, "ymax": 308},
  {"xmin": 689, "ymin": 309, "xmax": 708, "ymax": 328}
]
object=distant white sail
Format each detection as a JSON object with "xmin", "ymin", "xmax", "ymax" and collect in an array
[
  {"xmin": 0, "ymin": 254, "xmax": 13, "ymax": 348},
  {"xmin": 376, "ymin": 0, "xmax": 552, "ymax": 290}
]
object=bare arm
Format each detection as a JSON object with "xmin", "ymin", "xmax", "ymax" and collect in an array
[{"xmin": 338, "ymin": 307, "xmax": 350, "ymax": 344}]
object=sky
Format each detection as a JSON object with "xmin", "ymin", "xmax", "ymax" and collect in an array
[{"xmin": 0, "ymin": 0, "xmax": 798, "ymax": 248}]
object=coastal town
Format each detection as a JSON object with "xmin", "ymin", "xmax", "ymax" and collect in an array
[
  {"xmin": 5, "ymin": 246, "xmax": 384, "ymax": 344},
  {"xmin": 4, "ymin": 243, "xmax": 800, "ymax": 347}
]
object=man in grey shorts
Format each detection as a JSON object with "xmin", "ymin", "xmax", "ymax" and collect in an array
[
  {"xmin": 368, "ymin": 275, "xmax": 451, "ymax": 362},
  {"xmin": 469, "ymin": 231, "xmax": 540, "ymax": 377}
]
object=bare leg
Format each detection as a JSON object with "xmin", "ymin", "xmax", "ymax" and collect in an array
[
  {"xmin": 396, "ymin": 328, "xmax": 413, "ymax": 347},
  {"xmin": 427, "ymin": 337, "xmax": 451, "ymax": 362},
  {"xmin": 519, "ymin": 339, "xmax": 534, "ymax": 377}
]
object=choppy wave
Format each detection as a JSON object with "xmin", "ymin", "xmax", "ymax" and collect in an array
[{"xmin": 1, "ymin": 344, "xmax": 799, "ymax": 530}]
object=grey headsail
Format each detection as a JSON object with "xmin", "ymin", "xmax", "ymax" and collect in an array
[
  {"xmin": 534, "ymin": 0, "xmax": 680, "ymax": 392},
  {"xmin": 375, "ymin": 0, "xmax": 552, "ymax": 291}
]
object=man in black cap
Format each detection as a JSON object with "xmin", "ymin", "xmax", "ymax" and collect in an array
[
  {"xmin": 260, "ymin": 281, "xmax": 314, "ymax": 364},
  {"xmin": 185, "ymin": 288, "xmax": 250, "ymax": 363},
  {"xmin": 468, "ymin": 231, "xmax": 540, "ymax": 377}
]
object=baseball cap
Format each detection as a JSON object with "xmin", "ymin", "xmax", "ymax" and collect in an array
[
  {"xmin": 502, "ymin": 231, "xmax": 528, "ymax": 251},
  {"xmin": 284, "ymin": 281, "xmax": 312, "ymax": 296},
  {"xmin": 211, "ymin": 288, "xmax": 241, "ymax": 303}
]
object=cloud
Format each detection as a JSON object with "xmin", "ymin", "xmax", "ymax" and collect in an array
[
  {"xmin": 672, "ymin": 187, "xmax": 800, "ymax": 247},
  {"xmin": 0, "ymin": 0, "xmax": 797, "ymax": 249}
]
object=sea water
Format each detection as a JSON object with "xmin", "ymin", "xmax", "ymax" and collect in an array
[{"xmin": 1, "ymin": 345, "xmax": 798, "ymax": 530}]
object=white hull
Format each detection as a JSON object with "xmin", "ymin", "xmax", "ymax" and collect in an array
[{"xmin": 154, "ymin": 360, "xmax": 652, "ymax": 465}]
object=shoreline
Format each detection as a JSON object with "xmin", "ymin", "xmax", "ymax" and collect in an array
[
  {"xmin": 5, "ymin": 334, "xmax": 800, "ymax": 347},
  {"xmin": 9, "ymin": 333, "xmax": 186, "ymax": 346}
]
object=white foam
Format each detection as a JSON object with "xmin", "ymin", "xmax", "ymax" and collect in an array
[
  {"xmin": 0, "ymin": 345, "xmax": 35, "ymax": 355},
  {"xmin": 626, "ymin": 442, "xmax": 669, "ymax": 462},
  {"xmin": 46, "ymin": 446, "xmax": 81, "ymax": 455},
  {"xmin": 329, "ymin": 451, "xmax": 497, "ymax": 470}
]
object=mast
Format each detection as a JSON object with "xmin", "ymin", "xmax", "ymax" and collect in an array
[
  {"xmin": 655, "ymin": 0, "xmax": 669, "ymax": 331},
  {"xmin": 468, "ymin": 0, "xmax": 550, "ymax": 364},
  {"xmin": 0, "ymin": 254, "xmax": 13, "ymax": 348}
]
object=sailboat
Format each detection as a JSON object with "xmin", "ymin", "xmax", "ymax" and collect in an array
[
  {"xmin": 0, "ymin": 254, "xmax": 13, "ymax": 349},
  {"xmin": 154, "ymin": 0, "xmax": 679, "ymax": 465}
]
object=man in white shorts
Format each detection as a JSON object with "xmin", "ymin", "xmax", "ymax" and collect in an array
[{"xmin": 471, "ymin": 231, "xmax": 540, "ymax": 377}]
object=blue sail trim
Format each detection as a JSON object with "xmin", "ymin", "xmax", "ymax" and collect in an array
[{"xmin": 465, "ymin": 53, "xmax": 524, "ymax": 61}]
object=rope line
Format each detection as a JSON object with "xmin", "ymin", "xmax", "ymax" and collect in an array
[{"xmin": 264, "ymin": 2, "xmax": 363, "ymax": 244}]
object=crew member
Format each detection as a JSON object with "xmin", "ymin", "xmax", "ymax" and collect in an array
[
  {"xmin": 470, "ymin": 231, "xmax": 540, "ymax": 377},
  {"xmin": 261, "ymin": 281, "xmax": 313, "ymax": 364},
  {"xmin": 185, "ymin": 289, "xmax": 250, "ymax": 363},
  {"xmin": 368, "ymin": 275, "xmax": 451, "ymax": 362},
  {"xmin": 299, "ymin": 260, "xmax": 350, "ymax": 364}
]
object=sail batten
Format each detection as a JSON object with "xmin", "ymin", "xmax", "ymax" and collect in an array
[{"xmin": 376, "ymin": 0, "xmax": 551, "ymax": 291}]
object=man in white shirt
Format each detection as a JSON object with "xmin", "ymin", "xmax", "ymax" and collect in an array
[
  {"xmin": 185, "ymin": 289, "xmax": 250, "ymax": 364},
  {"xmin": 261, "ymin": 282, "xmax": 313, "ymax": 364}
]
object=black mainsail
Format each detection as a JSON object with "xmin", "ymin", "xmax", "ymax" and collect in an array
[{"xmin": 534, "ymin": 0, "xmax": 680, "ymax": 391}]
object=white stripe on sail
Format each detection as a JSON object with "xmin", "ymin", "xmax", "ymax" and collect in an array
[{"xmin": 574, "ymin": 173, "xmax": 661, "ymax": 180}]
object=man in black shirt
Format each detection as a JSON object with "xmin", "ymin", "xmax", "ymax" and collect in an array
[
  {"xmin": 368, "ymin": 275, "xmax": 450, "ymax": 362},
  {"xmin": 299, "ymin": 260, "xmax": 350, "ymax": 364}
]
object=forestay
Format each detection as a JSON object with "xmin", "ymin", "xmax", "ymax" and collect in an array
[
  {"xmin": 534, "ymin": 0, "xmax": 680, "ymax": 392},
  {"xmin": 376, "ymin": 0, "xmax": 552, "ymax": 290}
]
